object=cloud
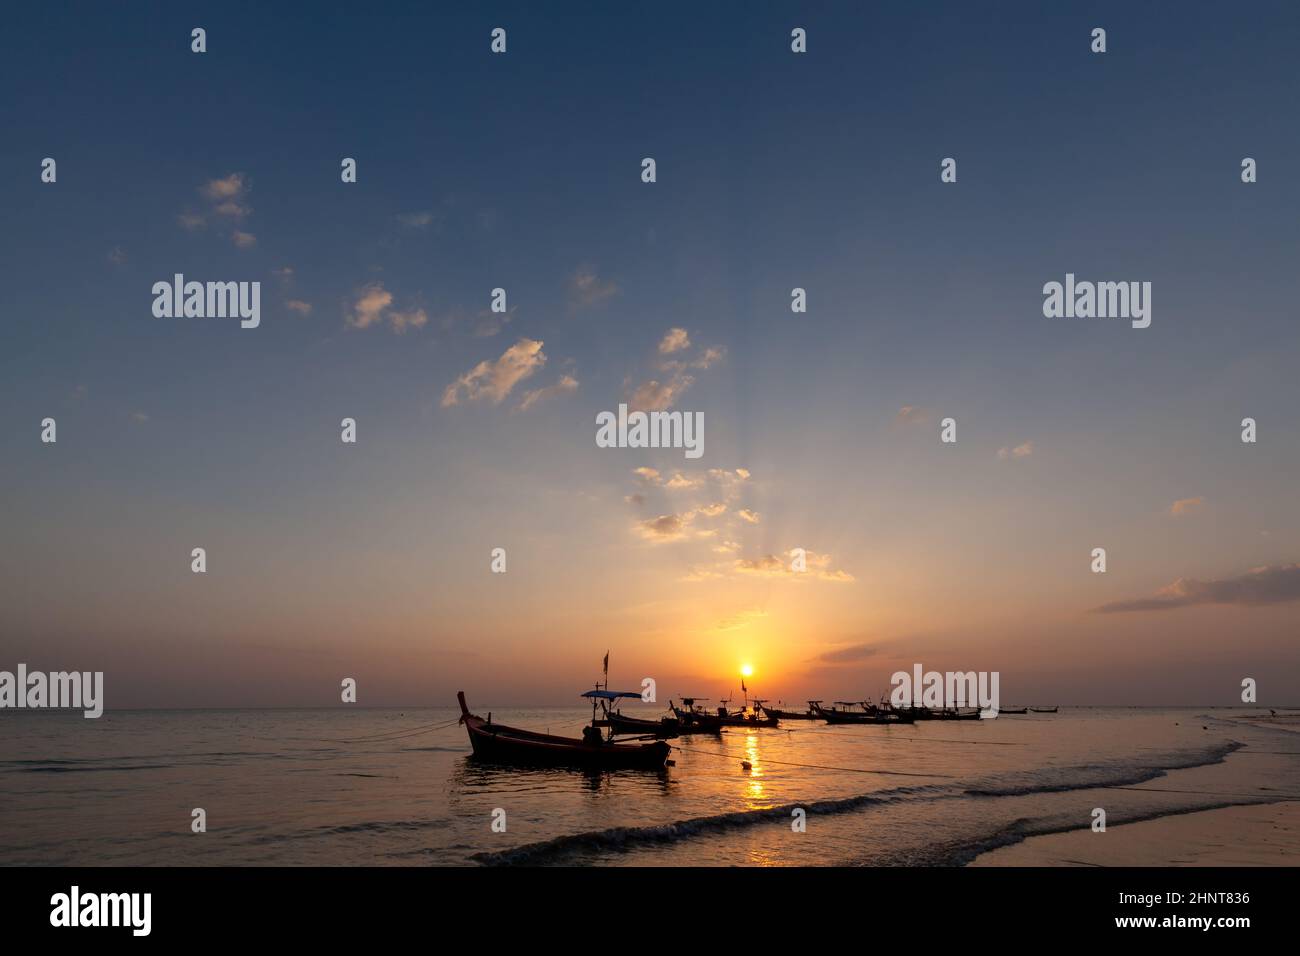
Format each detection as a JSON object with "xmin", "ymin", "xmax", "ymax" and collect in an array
[
  {"xmin": 665, "ymin": 473, "xmax": 703, "ymax": 491},
  {"xmin": 346, "ymin": 283, "xmax": 426, "ymax": 333},
  {"xmin": 395, "ymin": 210, "xmax": 436, "ymax": 229},
  {"xmin": 201, "ymin": 173, "xmax": 246, "ymax": 202},
  {"xmin": 734, "ymin": 550, "xmax": 853, "ymax": 582},
  {"xmin": 1168, "ymin": 496, "xmax": 1205, "ymax": 517},
  {"xmin": 388, "ymin": 309, "xmax": 428, "ymax": 333},
  {"xmin": 442, "ymin": 338, "xmax": 546, "ymax": 407},
  {"xmin": 659, "ymin": 328, "xmax": 691, "ymax": 354},
  {"xmin": 517, "ymin": 373, "xmax": 579, "ymax": 411},
  {"xmin": 997, "ymin": 441, "xmax": 1034, "ymax": 460},
  {"xmin": 348, "ymin": 284, "xmax": 394, "ymax": 329},
  {"xmin": 635, "ymin": 513, "xmax": 691, "ymax": 542},
  {"xmin": 285, "ymin": 300, "xmax": 312, "ymax": 316},
  {"xmin": 107, "ymin": 246, "xmax": 127, "ymax": 266},
  {"xmin": 201, "ymin": 173, "xmax": 251, "ymax": 219},
  {"xmin": 628, "ymin": 331, "xmax": 725, "ymax": 411},
  {"xmin": 894, "ymin": 405, "xmax": 928, "ymax": 426},
  {"xmin": 815, "ymin": 643, "xmax": 882, "ymax": 664},
  {"xmin": 1092, "ymin": 563, "xmax": 1300, "ymax": 614},
  {"xmin": 629, "ymin": 376, "xmax": 694, "ymax": 412},
  {"xmin": 181, "ymin": 172, "xmax": 253, "ymax": 236},
  {"xmin": 568, "ymin": 265, "xmax": 620, "ymax": 310},
  {"xmin": 737, "ymin": 509, "xmax": 760, "ymax": 524}
]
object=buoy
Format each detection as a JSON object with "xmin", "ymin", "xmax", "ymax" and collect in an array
[{"xmin": 741, "ymin": 759, "xmax": 752, "ymax": 772}]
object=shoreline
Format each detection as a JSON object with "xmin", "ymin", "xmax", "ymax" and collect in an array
[{"xmin": 969, "ymin": 800, "xmax": 1300, "ymax": 867}]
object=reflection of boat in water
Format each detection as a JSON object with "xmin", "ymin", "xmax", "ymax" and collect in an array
[
  {"xmin": 457, "ymin": 691, "xmax": 670, "ymax": 770},
  {"xmin": 811, "ymin": 700, "xmax": 914, "ymax": 725}
]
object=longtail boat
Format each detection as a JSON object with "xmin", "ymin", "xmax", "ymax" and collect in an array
[
  {"xmin": 904, "ymin": 706, "xmax": 982, "ymax": 721},
  {"xmin": 595, "ymin": 708, "xmax": 721, "ymax": 737},
  {"xmin": 457, "ymin": 691, "xmax": 671, "ymax": 770},
  {"xmin": 1029, "ymin": 706, "xmax": 1059, "ymax": 714},
  {"xmin": 755, "ymin": 699, "xmax": 819, "ymax": 720},
  {"xmin": 671, "ymin": 696, "xmax": 779, "ymax": 729},
  {"xmin": 998, "ymin": 706, "xmax": 1028, "ymax": 715},
  {"xmin": 811, "ymin": 700, "xmax": 914, "ymax": 725}
]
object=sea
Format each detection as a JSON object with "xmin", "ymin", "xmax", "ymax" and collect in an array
[{"xmin": 2, "ymin": 706, "xmax": 1297, "ymax": 866}]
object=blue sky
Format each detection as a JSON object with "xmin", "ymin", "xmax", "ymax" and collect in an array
[{"xmin": 2, "ymin": 2, "xmax": 1299, "ymax": 706}]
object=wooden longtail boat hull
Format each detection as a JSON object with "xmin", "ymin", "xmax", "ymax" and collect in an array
[
  {"xmin": 457, "ymin": 692, "xmax": 670, "ymax": 770},
  {"xmin": 600, "ymin": 712, "xmax": 720, "ymax": 736},
  {"xmin": 670, "ymin": 705, "xmax": 779, "ymax": 730},
  {"xmin": 758, "ymin": 707, "xmax": 818, "ymax": 720},
  {"xmin": 1029, "ymin": 707, "xmax": 1058, "ymax": 713}
]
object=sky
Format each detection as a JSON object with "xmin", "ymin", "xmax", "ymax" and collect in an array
[{"xmin": 2, "ymin": 1, "xmax": 1299, "ymax": 708}]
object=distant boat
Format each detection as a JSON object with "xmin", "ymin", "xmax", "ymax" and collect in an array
[
  {"xmin": 671, "ymin": 696, "xmax": 779, "ymax": 729},
  {"xmin": 811, "ymin": 700, "xmax": 915, "ymax": 725},
  {"xmin": 902, "ymin": 705, "xmax": 982, "ymax": 721},
  {"xmin": 596, "ymin": 709, "xmax": 720, "ymax": 737},
  {"xmin": 998, "ymin": 707, "xmax": 1028, "ymax": 715},
  {"xmin": 756, "ymin": 699, "xmax": 819, "ymax": 720},
  {"xmin": 1029, "ymin": 706, "xmax": 1059, "ymax": 714},
  {"xmin": 456, "ymin": 691, "xmax": 670, "ymax": 770}
]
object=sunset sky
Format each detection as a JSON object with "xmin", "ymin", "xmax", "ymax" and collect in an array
[{"xmin": 2, "ymin": 2, "xmax": 1299, "ymax": 707}]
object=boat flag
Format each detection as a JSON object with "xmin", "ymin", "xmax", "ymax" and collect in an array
[{"xmin": 603, "ymin": 651, "xmax": 609, "ymax": 680}]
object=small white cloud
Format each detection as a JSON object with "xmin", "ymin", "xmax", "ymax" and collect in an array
[
  {"xmin": 568, "ymin": 265, "xmax": 619, "ymax": 310},
  {"xmin": 997, "ymin": 441, "xmax": 1034, "ymax": 460},
  {"xmin": 658, "ymin": 327, "xmax": 691, "ymax": 354},
  {"xmin": 442, "ymin": 338, "xmax": 547, "ymax": 407},
  {"xmin": 517, "ymin": 373, "xmax": 579, "ymax": 411}
]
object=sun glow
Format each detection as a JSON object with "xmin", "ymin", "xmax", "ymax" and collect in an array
[{"xmin": 741, "ymin": 664, "xmax": 753, "ymax": 677}]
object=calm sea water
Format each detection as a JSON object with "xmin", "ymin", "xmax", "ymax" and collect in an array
[{"xmin": 2, "ymin": 706, "xmax": 1297, "ymax": 866}]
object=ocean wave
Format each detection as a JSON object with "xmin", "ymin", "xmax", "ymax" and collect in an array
[{"xmin": 470, "ymin": 740, "xmax": 1245, "ymax": 866}]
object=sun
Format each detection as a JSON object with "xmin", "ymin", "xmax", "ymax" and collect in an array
[{"xmin": 741, "ymin": 664, "xmax": 754, "ymax": 678}]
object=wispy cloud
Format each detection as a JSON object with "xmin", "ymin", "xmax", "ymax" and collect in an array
[
  {"xmin": 395, "ymin": 210, "xmax": 436, "ymax": 229},
  {"xmin": 1168, "ymin": 496, "xmax": 1205, "ymax": 517},
  {"xmin": 997, "ymin": 440, "xmax": 1034, "ymax": 460},
  {"xmin": 658, "ymin": 328, "xmax": 690, "ymax": 354},
  {"xmin": 285, "ymin": 300, "xmax": 312, "ymax": 316},
  {"xmin": 815, "ymin": 643, "xmax": 882, "ymax": 664},
  {"xmin": 442, "ymin": 338, "xmax": 547, "ymax": 407},
  {"xmin": 346, "ymin": 282, "xmax": 427, "ymax": 334},
  {"xmin": 568, "ymin": 264, "xmax": 620, "ymax": 311},
  {"xmin": 627, "ymin": 329, "xmax": 726, "ymax": 411},
  {"xmin": 517, "ymin": 373, "xmax": 579, "ymax": 411},
  {"xmin": 1093, "ymin": 563, "xmax": 1300, "ymax": 613},
  {"xmin": 894, "ymin": 405, "xmax": 928, "ymax": 426},
  {"xmin": 180, "ymin": 173, "xmax": 255, "ymax": 247}
]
